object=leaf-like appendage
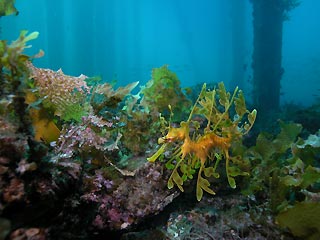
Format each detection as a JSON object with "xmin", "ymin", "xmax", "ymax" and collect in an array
[
  {"xmin": 234, "ymin": 90, "xmax": 247, "ymax": 118},
  {"xmin": 195, "ymin": 90, "xmax": 216, "ymax": 121},
  {"xmin": 227, "ymin": 176, "xmax": 236, "ymax": 189},
  {"xmin": 228, "ymin": 166, "xmax": 249, "ymax": 177},
  {"xmin": 182, "ymin": 174, "xmax": 188, "ymax": 181},
  {"xmin": 248, "ymin": 109, "xmax": 257, "ymax": 125},
  {"xmin": 180, "ymin": 163, "xmax": 196, "ymax": 179},
  {"xmin": 165, "ymin": 162, "xmax": 175, "ymax": 170},
  {"xmin": 199, "ymin": 83, "xmax": 207, "ymax": 98},
  {"xmin": 217, "ymin": 82, "xmax": 230, "ymax": 109},
  {"xmin": 243, "ymin": 109, "xmax": 257, "ymax": 133},
  {"xmin": 197, "ymin": 175, "xmax": 215, "ymax": 201},
  {"xmin": 203, "ymin": 166, "xmax": 219, "ymax": 178},
  {"xmin": 168, "ymin": 178, "xmax": 174, "ymax": 189},
  {"xmin": 147, "ymin": 143, "xmax": 167, "ymax": 162},
  {"xmin": 196, "ymin": 184, "xmax": 203, "ymax": 202},
  {"xmin": 226, "ymin": 160, "xmax": 249, "ymax": 188},
  {"xmin": 171, "ymin": 169, "xmax": 184, "ymax": 192}
]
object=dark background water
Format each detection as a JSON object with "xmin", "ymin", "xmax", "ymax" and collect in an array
[{"xmin": 1, "ymin": 0, "xmax": 319, "ymax": 106}]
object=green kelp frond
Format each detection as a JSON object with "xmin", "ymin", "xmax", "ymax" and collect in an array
[
  {"xmin": 276, "ymin": 202, "xmax": 320, "ymax": 239},
  {"xmin": 242, "ymin": 122, "xmax": 303, "ymax": 201},
  {"xmin": 242, "ymin": 121, "xmax": 320, "ymax": 218}
]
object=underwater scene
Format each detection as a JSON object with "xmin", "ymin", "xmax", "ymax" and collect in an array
[{"xmin": 0, "ymin": 0, "xmax": 320, "ymax": 239}]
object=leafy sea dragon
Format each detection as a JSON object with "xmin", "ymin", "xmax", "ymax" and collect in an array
[{"xmin": 148, "ymin": 83, "xmax": 257, "ymax": 201}]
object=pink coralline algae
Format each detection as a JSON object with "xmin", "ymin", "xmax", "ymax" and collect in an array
[
  {"xmin": 89, "ymin": 162, "xmax": 180, "ymax": 230},
  {"xmin": 81, "ymin": 170, "xmax": 114, "ymax": 203},
  {"xmin": 55, "ymin": 115, "xmax": 117, "ymax": 161}
]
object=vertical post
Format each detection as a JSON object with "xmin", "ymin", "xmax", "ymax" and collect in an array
[{"xmin": 251, "ymin": 0, "xmax": 284, "ymax": 116}]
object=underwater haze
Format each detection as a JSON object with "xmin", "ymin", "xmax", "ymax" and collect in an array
[
  {"xmin": 1, "ymin": 0, "xmax": 319, "ymax": 106},
  {"xmin": 2, "ymin": 1, "xmax": 320, "ymax": 239}
]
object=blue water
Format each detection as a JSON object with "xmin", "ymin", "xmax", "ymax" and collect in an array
[{"xmin": 1, "ymin": 0, "xmax": 319, "ymax": 105}]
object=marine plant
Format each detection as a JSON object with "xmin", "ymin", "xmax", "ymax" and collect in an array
[
  {"xmin": 0, "ymin": 30, "xmax": 38, "ymax": 96},
  {"xmin": 140, "ymin": 65, "xmax": 191, "ymax": 120},
  {"xmin": 120, "ymin": 110, "xmax": 157, "ymax": 155},
  {"xmin": 119, "ymin": 66, "xmax": 191, "ymax": 155},
  {"xmin": 242, "ymin": 122, "xmax": 320, "ymax": 210},
  {"xmin": 27, "ymin": 62, "xmax": 91, "ymax": 122},
  {"xmin": 0, "ymin": 0, "xmax": 18, "ymax": 17},
  {"xmin": 148, "ymin": 82, "xmax": 257, "ymax": 201},
  {"xmin": 241, "ymin": 122, "xmax": 303, "ymax": 204},
  {"xmin": 240, "ymin": 122, "xmax": 320, "ymax": 239},
  {"xmin": 90, "ymin": 81, "xmax": 139, "ymax": 115},
  {"xmin": 0, "ymin": 30, "xmax": 42, "ymax": 135},
  {"xmin": 276, "ymin": 202, "xmax": 320, "ymax": 239},
  {"xmin": 120, "ymin": 91, "xmax": 162, "ymax": 155}
]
